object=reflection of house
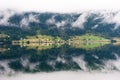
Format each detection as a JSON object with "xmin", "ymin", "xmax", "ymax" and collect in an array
[
  {"xmin": 0, "ymin": 34, "xmax": 4, "ymax": 38},
  {"xmin": 0, "ymin": 48, "xmax": 4, "ymax": 52},
  {"xmin": 113, "ymin": 38, "xmax": 120, "ymax": 42},
  {"xmin": 0, "ymin": 47, "xmax": 8, "ymax": 52}
]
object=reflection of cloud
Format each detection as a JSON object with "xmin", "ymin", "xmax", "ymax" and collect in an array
[
  {"xmin": 47, "ymin": 57, "xmax": 66, "ymax": 68},
  {"xmin": 56, "ymin": 57, "xmax": 66, "ymax": 63},
  {"xmin": 0, "ymin": 60, "xmax": 15, "ymax": 75},
  {"xmin": 20, "ymin": 58, "xmax": 39, "ymax": 70},
  {"xmin": 72, "ymin": 55, "xmax": 88, "ymax": 71},
  {"xmin": 47, "ymin": 60, "xmax": 56, "ymax": 68},
  {"xmin": 21, "ymin": 58, "xmax": 29, "ymax": 67},
  {"xmin": 104, "ymin": 58, "xmax": 120, "ymax": 71},
  {"xmin": 1, "ymin": 71, "xmax": 120, "ymax": 80}
]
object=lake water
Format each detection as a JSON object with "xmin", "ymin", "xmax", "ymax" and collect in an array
[{"xmin": 0, "ymin": 43, "xmax": 120, "ymax": 80}]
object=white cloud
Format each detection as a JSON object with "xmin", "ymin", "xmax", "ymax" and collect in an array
[
  {"xmin": 0, "ymin": 10, "xmax": 16, "ymax": 26},
  {"xmin": 28, "ymin": 14, "xmax": 39, "ymax": 23},
  {"xmin": 20, "ymin": 14, "xmax": 39, "ymax": 27},
  {"xmin": 46, "ymin": 15, "xmax": 67, "ymax": 28},
  {"xmin": 71, "ymin": 10, "xmax": 120, "ymax": 29},
  {"xmin": 46, "ymin": 16, "xmax": 56, "ymax": 24},
  {"xmin": 91, "ymin": 25, "xmax": 99, "ymax": 29},
  {"xmin": 100, "ymin": 11, "xmax": 120, "ymax": 29},
  {"xmin": 20, "ymin": 18, "xmax": 29, "ymax": 27},
  {"xmin": 72, "ymin": 12, "xmax": 90, "ymax": 29},
  {"xmin": 55, "ymin": 21, "xmax": 66, "ymax": 28}
]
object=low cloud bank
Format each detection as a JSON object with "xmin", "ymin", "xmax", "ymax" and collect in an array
[{"xmin": 0, "ymin": 71, "xmax": 120, "ymax": 80}]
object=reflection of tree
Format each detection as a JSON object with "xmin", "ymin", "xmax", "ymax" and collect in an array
[{"xmin": 0, "ymin": 44, "xmax": 120, "ymax": 74}]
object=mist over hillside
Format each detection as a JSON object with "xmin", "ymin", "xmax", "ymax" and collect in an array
[{"xmin": 1, "ymin": 10, "xmax": 120, "ymax": 39}]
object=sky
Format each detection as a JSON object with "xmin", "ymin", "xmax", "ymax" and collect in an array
[{"xmin": 0, "ymin": 0, "xmax": 120, "ymax": 12}]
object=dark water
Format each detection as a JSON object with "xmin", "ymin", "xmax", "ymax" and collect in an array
[{"xmin": 0, "ymin": 43, "xmax": 120, "ymax": 75}]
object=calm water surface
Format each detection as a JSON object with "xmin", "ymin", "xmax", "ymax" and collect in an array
[{"xmin": 0, "ymin": 43, "xmax": 120, "ymax": 80}]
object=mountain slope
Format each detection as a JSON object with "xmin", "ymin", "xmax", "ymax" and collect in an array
[{"xmin": 1, "ymin": 10, "xmax": 120, "ymax": 39}]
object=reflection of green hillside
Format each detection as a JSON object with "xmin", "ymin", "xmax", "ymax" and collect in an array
[
  {"xmin": 68, "ymin": 34, "xmax": 111, "ymax": 50},
  {"xmin": 69, "ymin": 42, "xmax": 110, "ymax": 50}
]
